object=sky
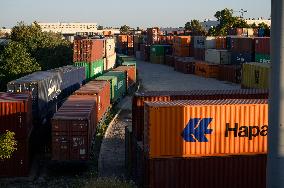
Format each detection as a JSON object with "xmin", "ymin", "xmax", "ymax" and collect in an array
[{"xmin": 0, "ymin": 0, "xmax": 270, "ymax": 28}]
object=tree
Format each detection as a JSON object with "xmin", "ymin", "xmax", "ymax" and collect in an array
[
  {"xmin": 97, "ymin": 25, "xmax": 104, "ymax": 30},
  {"xmin": 120, "ymin": 25, "xmax": 131, "ymax": 34},
  {"xmin": 0, "ymin": 41, "xmax": 41, "ymax": 89},
  {"xmin": 184, "ymin": 20, "xmax": 206, "ymax": 36},
  {"xmin": 11, "ymin": 21, "xmax": 72, "ymax": 70},
  {"xmin": 0, "ymin": 131, "xmax": 17, "ymax": 160}
]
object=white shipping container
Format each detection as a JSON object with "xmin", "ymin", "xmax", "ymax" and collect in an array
[
  {"xmin": 194, "ymin": 36, "xmax": 216, "ymax": 49},
  {"xmin": 205, "ymin": 49, "xmax": 231, "ymax": 64},
  {"xmin": 105, "ymin": 38, "xmax": 116, "ymax": 57},
  {"xmin": 106, "ymin": 53, "xmax": 116, "ymax": 70}
]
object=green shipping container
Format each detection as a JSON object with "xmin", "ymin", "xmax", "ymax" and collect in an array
[
  {"xmin": 96, "ymin": 75, "xmax": 117, "ymax": 103},
  {"xmin": 150, "ymin": 54, "xmax": 165, "ymax": 64},
  {"xmin": 74, "ymin": 62, "xmax": 90, "ymax": 80},
  {"xmin": 255, "ymin": 53, "xmax": 271, "ymax": 63},
  {"xmin": 117, "ymin": 54, "xmax": 136, "ymax": 65},
  {"xmin": 150, "ymin": 45, "xmax": 165, "ymax": 56},
  {"xmin": 122, "ymin": 61, "xmax": 137, "ymax": 68},
  {"xmin": 90, "ymin": 59, "xmax": 104, "ymax": 79},
  {"xmin": 104, "ymin": 71, "xmax": 126, "ymax": 100}
]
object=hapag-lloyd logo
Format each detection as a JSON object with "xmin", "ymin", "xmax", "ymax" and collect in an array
[
  {"xmin": 181, "ymin": 118, "xmax": 268, "ymax": 142},
  {"xmin": 94, "ymin": 67, "xmax": 102, "ymax": 75},
  {"xmin": 48, "ymin": 80, "xmax": 60, "ymax": 97},
  {"xmin": 117, "ymin": 81, "xmax": 123, "ymax": 89}
]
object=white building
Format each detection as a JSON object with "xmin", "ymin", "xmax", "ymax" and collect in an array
[
  {"xmin": 37, "ymin": 22, "xmax": 98, "ymax": 34},
  {"xmin": 245, "ymin": 18, "xmax": 271, "ymax": 27},
  {"xmin": 0, "ymin": 28, "xmax": 12, "ymax": 35}
]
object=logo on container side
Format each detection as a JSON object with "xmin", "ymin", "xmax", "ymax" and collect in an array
[
  {"xmin": 181, "ymin": 118, "xmax": 268, "ymax": 142},
  {"xmin": 117, "ymin": 81, "xmax": 123, "ymax": 89}
]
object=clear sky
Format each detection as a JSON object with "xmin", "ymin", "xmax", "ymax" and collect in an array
[{"xmin": 0, "ymin": 0, "xmax": 270, "ymax": 28}]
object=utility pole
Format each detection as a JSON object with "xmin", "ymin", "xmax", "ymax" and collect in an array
[{"xmin": 268, "ymin": 0, "xmax": 284, "ymax": 187}]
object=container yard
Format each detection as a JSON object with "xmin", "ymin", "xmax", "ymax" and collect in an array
[{"xmin": 0, "ymin": 1, "xmax": 277, "ymax": 187}]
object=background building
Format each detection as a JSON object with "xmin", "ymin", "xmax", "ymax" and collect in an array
[{"xmin": 37, "ymin": 22, "xmax": 98, "ymax": 34}]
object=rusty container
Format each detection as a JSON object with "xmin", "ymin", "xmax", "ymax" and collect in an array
[
  {"xmin": 113, "ymin": 66, "xmax": 136, "ymax": 89},
  {"xmin": 81, "ymin": 39, "xmax": 105, "ymax": 62},
  {"xmin": 51, "ymin": 95, "xmax": 96, "ymax": 161},
  {"xmin": 0, "ymin": 92, "xmax": 33, "ymax": 139},
  {"xmin": 255, "ymin": 37, "xmax": 270, "ymax": 55},
  {"xmin": 74, "ymin": 80, "xmax": 111, "ymax": 124},
  {"xmin": 0, "ymin": 137, "xmax": 31, "ymax": 177},
  {"xmin": 195, "ymin": 61, "xmax": 219, "ymax": 78},
  {"xmin": 144, "ymin": 99, "xmax": 268, "ymax": 158},
  {"xmin": 216, "ymin": 36, "xmax": 227, "ymax": 49},
  {"xmin": 231, "ymin": 37, "xmax": 255, "ymax": 53},
  {"xmin": 144, "ymin": 154, "xmax": 266, "ymax": 188},
  {"xmin": 218, "ymin": 65, "xmax": 242, "ymax": 83},
  {"xmin": 132, "ymin": 90, "xmax": 269, "ymax": 142},
  {"xmin": 174, "ymin": 57, "xmax": 195, "ymax": 74}
]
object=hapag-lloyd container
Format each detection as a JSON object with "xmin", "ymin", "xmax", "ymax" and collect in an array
[
  {"xmin": 144, "ymin": 99, "xmax": 268, "ymax": 158},
  {"xmin": 143, "ymin": 154, "xmax": 266, "ymax": 188},
  {"xmin": 0, "ymin": 92, "xmax": 32, "ymax": 139},
  {"xmin": 96, "ymin": 75, "xmax": 118, "ymax": 103},
  {"xmin": 113, "ymin": 66, "xmax": 136, "ymax": 89},
  {"xmin": 7, "ymin": 71, "xmax": 61, "ymax": 122},
  {"xmin": 132, "ymin": 90, "xmax": 269, "ymax": 141},
  {"xmin": 52, "ymin": 95, "xmax": 97, "ymax": 161},
  {"xmin": 89, "ymin": 59, "xmax": 104, "ymax": 79},
  {"xmin": 74, "ymin": 80, "xmax": 111, "ymax": 123}
]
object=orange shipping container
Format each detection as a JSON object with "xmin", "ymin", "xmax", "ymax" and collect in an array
[
  {"xmin": 216, "ymin": 36, "xmax": 227, "ymax": 49},
  {"xmin": 144, "ymin": 99, "xmax": 268, "ymax": 158},
  {"xmin": 195, "ymin": 61, "xmax": 219, "ymax": 78},
  {"xmin": 118, "ymin": 35, "xmax": 128, "ymax": 43}
]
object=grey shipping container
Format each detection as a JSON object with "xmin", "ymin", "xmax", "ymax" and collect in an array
[
  {"xmin": 231, "ymin": 52, "xmax": 254, "ymax": 64},
  {"xmin": 7, "ymin": 71, "xmax": 62, "ymax": 122}
]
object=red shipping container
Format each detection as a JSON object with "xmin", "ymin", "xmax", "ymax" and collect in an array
[
  {"xmin": 143, "ymin": 154, "xmax": 266, "ymax": 188},
  {"xmin": 132, "ymin": 90, "xmax": 269, "ymax": 141},
  {"xmin": 74, "ymin": 80, "xmax": 111, "ymax": 124},
  {"xmin": 52, "ymin": 95, "xmax": 97, "ymax": 161},
  {"xmin": 113, "ymin": 66, "xmax": 136, "ymax": 89},
  {"xmin": 0, "ymin": 137, "xmax": 31, "ymax": 177},
  {"xmin": 255, "ymin": 37, "xmax": 270, "ymax": 55},
  {"xmin": 218, "ymin": 65, "xmax": 242, "ymax": 83},
  {"xmin": 81, "ymin": 39, "xmax": 105, "ymax": 62},
  {"xmin": 0, "ymin": 92, "xmax": 32, "ymax": 139},
  {"xmin": 231, "ymin": 37, "xmax": 255, "ymax": 53}
]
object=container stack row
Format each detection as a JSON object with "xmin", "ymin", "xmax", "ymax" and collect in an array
[
  {"xmin": 127, "ymin": 89, "xmax": 269, "ymax": 187},
  {"xmin": 73, "ymin": 37, "xmax": 116, "ymax": 81}
]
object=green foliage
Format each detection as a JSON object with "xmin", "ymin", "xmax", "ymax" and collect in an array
[
  {"xmin": 11, "ymin": 21, "xmax": 72, "ymax": 70},
  {"xmin": 0, "ymin": 41, "xmax": 41, "ymax": 90},
  {"xmin": 120, "ymin": 25, "xmax": 131, "ymax": 34},
  {"xmin": 0, "ymin": 131, "xmax": 17, "ymax": 160},
  {"xmin": 185, "ymin": 20, "xmax": 206, "ymax": 35}
]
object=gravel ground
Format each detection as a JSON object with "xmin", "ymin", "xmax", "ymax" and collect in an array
[{"xmin": 98, "ymin": 60, "xmax": 241, "ymax": 179}]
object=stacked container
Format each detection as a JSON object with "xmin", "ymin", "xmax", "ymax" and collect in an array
[
  {"xmin": 194, "ymin": 36, "xmax": 216, "ymax": 60},
  {"xmin": 141, "ymin": 99, "xmax": 268, "ymax": 188},
  {"xmin": 242, "ymin": 62, "xmax": 270, "ymax": 89},
  {"xmin": 147, "ymin": 28, "xmax": 160, "ymax": 44},
  {"xmin": 205, "ymin": 49, "xmax": 231, "ymax": 64},
  {"xmin": 215, "ymin": 36, "xmax": 227, "ymax": 49},
  {"xmin": 218, "ymin": 65, "xmax": 241, "ymax": 83},
  {"xmin": 150, "ymin": 45, "xmax": 172, "ymax": 64},
  {"xmin": 0, "ymin": 93, "xmax": 33, "ymax": 177},
  {"xmin": 174, "ymin": 57, "xmax": 196, "ymax": 74},
  {"xmin": 173, "ymin": 36, "xmax": 192, "ymax": 57},
  {"xmin": 255, "ymin": 37, "xmax": 270, "ymax": 63},
  {"xmin": 52, "ymin": 95, "xmax": 96, "ymax": 161},
  {"xmin": 230, "ymin": 37, "xmax": 255, "ymax": 64},
  {"xmin": 140, "ymin": 44, "xmax": 151, "ymax": 61},
  {"xmin": 113, "ymin": 66, "xmax": 136, "ymax": 91},
  {"xmin": 195, "ymin": 61, "xmax": 219, "ymax": 78}
]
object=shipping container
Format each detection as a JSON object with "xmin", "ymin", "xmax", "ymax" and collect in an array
[
  {"xmin": 194, "ymin": 36, "xmax": 216, "ymax": 49},
  {"xmin": 173, "ymin": 45, "xmax": 190, "ymax": 57},
  {"xmin": 195, "ymin": 61, "xmax": 219, "ymax": 78},
  {"xmin": 52, "ymin": 95, "xmax": 96, "ymax": 161},
  {"xmin": 165, "ymin": 55, "xmax": 175, "ymax": 67},
  {"xmin": 140, "ymin": 44, "xmax": 150, "ymax": 61},
  {"xmin": 103, "ymin": 71, "xmax": 126, "ymax": 99},
  {"xmin": 215, "ymin": 36, "xmax": 227, "ymax": 49},
  {"xmin": 89, "ymin": 59, "xmax": 104, "ymax": 79},
  {"xmin": 231, "ymin": 37, "xmax": 255, "ymax": 53},
  {"xmin": 74, "ymin": 80, "xmax": 111, "ymax": 123},
  {"xmin": 205, "ymin": 49, "xmax": 231, "ymax": 64},
  {"xmin": 122, "ymin": 61, "xmax": 137, "ymax": 69},
  {"xmin": 0, "ymin": 92, "xmax": 32, "ymax": 139},
  {"xmin": 218, "ymin": 65, "xmax": 241, "ymax": 83},
  {"xmin": 174, "ymin": 57, "xmax": 195, "ymax": 74},
  {"xmin": 242, "ymin": 63, "xmax": 270, "ymax": 89},
  {"xmin": 144, "ymin": 99, "xmax": 268, "ymax": 158},
  {"xmin": 81, "ymin": 39, "xmax": 105, "ymax": 62},
  {"xmin": 96, "ymin": 76, "xmax": 117, "ymax": 103},
  {"xmin": 113, "ymin": 66, "xmax": 136, "ymax": 89},
  {"xmin": 74, "ymin": 62, "xmax": 90, "ymax": 81},
  {"xmin": 194, "ymin": 48, "xmax": 205, "ymax": 61},
  {"xmin": 144, "ymin": 154, "xmax": 266, "ymax": 188},
  {"xmin": 7, "ymin": 71, "xmax": 62, "ymax": 122},
  {"xmin": 255, "ymin": 37, "xmax": 270, "ymax": 55},
  {"xmin": 132, "ymin": 90, "xmax": 269, "ymax": 141},
  {"xmin": 105, "ymin": 38, "xmax": 116, "ymax": 57},
  {"xmin": 0, "ymin": 137, "xmax": 31, "ymax": 177},
  {"xmin": 106, "ymin": 53, "xmax": 116, "ymax": 70},
  {"xmin": 255, "ymin": 53, "xmax": 271, "ymax": 63},
  {"xmin": 150, "ymin": 54, "xmax": 164, "ymax": 64},
  {"xmin": 231, "ymin": 52, "xmax": 254, "ymax": 64}
]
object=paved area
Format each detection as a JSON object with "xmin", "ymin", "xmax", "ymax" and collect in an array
[
  {"xmin": 98, "ymin": 60, "xmax": 241, "ymax": 178},
  {"xmin": 137, "ymin": 60, "xmax": 240, "ymax": 91}
]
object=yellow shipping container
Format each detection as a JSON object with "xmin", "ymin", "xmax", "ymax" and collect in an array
[{"xmin": 242, "ymin": 63, "xmax": 270, "ymax": 89}]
